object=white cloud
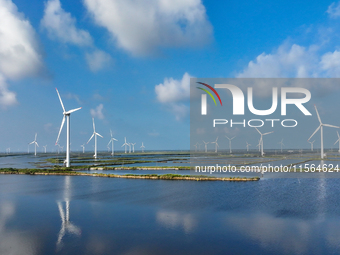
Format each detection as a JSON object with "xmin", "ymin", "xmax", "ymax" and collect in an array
[
  {"xmin": 327, "ymin": 2, "xmax": 340, "ymax": 19},
  {"xmin": 0, "ymin": 0, "xmax": 43, "ymax": 80},
  {"xmin": 90, "ymin": 103, "xmax": 104, "ymax": 119},
  {"xmin": 0, "ymin": 75, "xmax": 17, "ymax": 108},
  {"xmin": 41, "ymin": 0, "xmax": 92, "ymax": 46},
  {"xmin": 85, "ymin": 49, "xmax": 112, "ymax": 72},
  {"xmin": 0, "ymin": 0, "xmax": 44, "ymax": 108},
  {"xmin": 155, "ymin": 72, "xmax": 191, "ymax": 120},
  {"xmin": 237, "ymin": 43, "xmax": 319, "ymax": 78},
  {"xmin": 320, "ymin": 50, "xmax": 340, "ymax": 77},
  {"xmin": 83, "ymin": 0, "xmax": 212, "ymax": 56},
  {"xmin": 155, "ymin": 72, "xmax": 191, "ymax": 103}
]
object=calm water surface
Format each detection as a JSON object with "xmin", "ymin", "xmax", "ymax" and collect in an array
[{"xmin": 1, "ymin": 175, "xmax": 340, "ymax": 254}]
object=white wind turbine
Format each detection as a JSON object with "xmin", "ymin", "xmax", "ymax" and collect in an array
[
  {"xmin": 308, "ymin": 140, "xmax": 315, "ymax": 151},
  {"xmin": 225, "ymin": 136, "xmax": 235, "ymax": 154},
  {"xmin": 43, "ymin": 145, "xmax": 47, "ymax": 153},
  {"xmin": 29, "ymin": 133, "xmax": 39, "ymax": 156},
  {"xmin": 255, "ymin": 127, "xmax": 273, "ymax": 157},
  {"xmin": 55, "ymin": 88, "xmax": 82, "ymax": 167},
  {"xmin": 203, "ymin": 141, "xmax": 209, "ymax": 153},
  {"xmin": 194, "ymin": 142, "xmax": 199, "ymax": 152},
  {"xmin": 211, "ymin": 137, "xmax": 219, "ymax": 153},
  {"xmin": 334, "ymin": 131, "xmax": 340, "ymax": 153},
  {"xmin": 278, "ymin": 139, "xmax": 284, "ymax": 153},
  {"xmin": 131, "ymin": 143, "xmax": 136, "ymax": 153},
  {"xmin": 140, "ymin": 142, "xmax": 145, "ymax": 153},
  {"xmin": 80, "ymin": 144, "xmax": 85, "ymax": 153},
  {"xmin": 308, "ymin": 105, "xmax": 340, "ymax": 159},
  {"xmin": 246, "ymin": 142, "xmax": 251, "ymax": 152},
  {"xmin": 87, "ymin": 118, "xmax": 103, "ymax": 159},
  {"xmin": 122, "ymin": 137, "xmax": 128, "ymax": 153},
  {"xmin": 107, "ymin": 130, "xmax": 118, "ymax": 156}
]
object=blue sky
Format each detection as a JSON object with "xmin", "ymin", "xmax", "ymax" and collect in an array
[{"xmin": 1, "ymin": 0, "xmax": 340, "ymax": 152}]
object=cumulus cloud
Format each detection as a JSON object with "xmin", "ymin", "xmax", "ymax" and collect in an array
[
  {"xmin": 0, "ymin": 75, "xmax": 17, "ymax": 108},
  {"xmin": 83, "ymin": 0, "xmax": 212, "ymax": 56},
  {"xmin": 237, "ymin": 43, "xmax": 320, "ymax": 78},
  {"xmin": 41, "ymin": 0, "xmax": 92, "ymax": 46},
  {"xmin": 0, "ymin": 0, "xmax": 44, "ymax": 107},
  {"xmin": 41, "ymin": 0, "xmax": 112, "ymax": 72},
  {"xmin": 90, "ymin": 103, "xmax": 104, "ymax": 119},
  {"xmin": 155, "ymin": 72, "xmax": 191, "ymax": 103},
  {"xmin": 85, "ymin": 49, "xmax": 112, "ymax": 72},
  {"xmin": 155, "ymin": 72, "xmax": 191, "ymax": 120}
]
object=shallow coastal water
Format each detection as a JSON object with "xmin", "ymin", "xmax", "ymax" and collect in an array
[{"xmin": 2, "ymin": 174, "xmax": 340, "ymax": 254}]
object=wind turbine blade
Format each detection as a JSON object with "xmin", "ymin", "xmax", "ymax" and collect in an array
[
  {"xmin": 36, "ymin": 142, "xmax": 39, "ymax": 147},
  {"xmin": 29, "ymin": 141, "xmax": 35, "ymax": 145},
  {"xmin": 35, "ymin": 133, "xmax": 37, "ymax": 141},
  {"xmin": 338, "ymin": 131, "xmax": 340, "ymax": 138},
  {"xmin": 113, "ymin": 138, "xmax": 118, "ymax": 141},
  {"xmin": 96, "ymin": 132, "xmax": 103, "ymax": 138},
  {"xmin": 65, "ymin": 107, "xmax": 82, "ymax": 114},
  {"xmin": 92, "ymin": 118, "xmax": 95, "ymax": 132},
  {"xmin": 263, "ymin": 131, "xmax": 274, "ymax": 135},
  {"xmin": 107, "ymin": 140, "xmax": 112, "ymax": 146},
  {"xmin": 56, "ymin": 116, "xmax": 65, "ymax": 144},
  {"xmin": 231, "ymin": 137, "xmax": 235, "ymax": 140},
  {"xmin": 56, "ymin": 88, "xmax": 66, "ymax": 112},
  {"xmin": 323, "ymin": 124, "xmax": 340, "ymax": 128},
  {"xmin": 110, "ymin": 129, "xmax": 113, "ymax": 138},
  {"xmin": 334, "ymin": 139, "xmax": 340, "ymax": 145},
  {"xmin": 87, "ymin": 133, "xmax": 94, "ymax": 144},
  {"xmin": 314, "ymin": 105, "xmax": 322, "ymax": 124},
  {"xmin": 308, "ymin": 125, "xmax": 321, "ymax": 141},
  {"xmin": 225, "ymin": 135, "xmax": 230, "ymax": 140},
  {"xmin": 255, "ymin": 127, "xmax": 262, "ymax": 135}
]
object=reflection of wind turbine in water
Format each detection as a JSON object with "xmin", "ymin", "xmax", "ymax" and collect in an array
[
  {"xmin": 56, "ymin": 176, "xmax": 81, "ymax": 250},
  {"xmin": 203, "ymin": 141, "xmax": 209, "ymax": 153}
]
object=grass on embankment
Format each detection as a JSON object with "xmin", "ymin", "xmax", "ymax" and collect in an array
[{"xmin": 0, "ymin": 168, "xmax": 259, "ymax": 181}]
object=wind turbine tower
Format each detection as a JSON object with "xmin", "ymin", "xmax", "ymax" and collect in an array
[
  {"xmin": 29, "ymin": 133, "xmax": 39, "ymax": 156},
  {"xmin": 55, "ymin": 88, "xmax": 82, "ymax": 167},
  {"xmin": 225, "ymin": 136, "xmax": 235, "ymax": 154},
  {"xmin": 308, "ymin": 105, "xmax": 339, "ymax": 159},
  {"xmin": 87, "ymin": 118, "xmax": 103, "ymax": 159},
  {"xmin": 107, "ymin": 130, "xmax": 118, "ymax": 156}
]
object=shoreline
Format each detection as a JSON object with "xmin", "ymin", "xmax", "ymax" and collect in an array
[{"xmin": 0, "ymin": 169, "xmax": 260, "ymax": 182}]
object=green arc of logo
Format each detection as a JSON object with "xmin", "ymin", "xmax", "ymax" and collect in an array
[{"xmin": 197, "ymin": 87, "xmax": 217, "ymax": 106}]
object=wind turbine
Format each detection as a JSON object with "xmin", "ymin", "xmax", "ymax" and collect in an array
[
  {"xmin": 308, "ymin": 105, "xmax": 340, "ymax": 159},
  {"xmin": 278, "ymin": 139, "xmax": 284, "ymax": 153},
  {"xmin": 203, "ymin": 141, "xmax": 209, "ymax": 152},
  {"xmin": 87, "ymin": 118, "xmax": 103, "ymax": 159},
  {"xmin": 107, "ymin": 130, "xmax": 118, "ymax": 156},
  {"xmin": 194, "ymin": 142, "xmax": 199, "ymax": 152},
  {"xmin": 334, "ymin": 131, "xmax": 340, "ymax": 153},
  {"xmin": 80, "ymin": 144, "xmax": 85, "ymax": 153},
  {"xmin": 29, "ymin": 133, "xmax": 39, "ymax": 156},
  {"xmin": 308, "ymin": 140, "xmax": 315, "ymax": 151},
  {"xmin": 131, "ymin": 143, "xmax": 136, "ymax": 153},
  {"xmin": 55, "ymin": 88, "xmax": 82, "ymax": 167},
  {"xmin": 246, "ymin": 142, "xmax": 251, "ymax": 152},
  {"xmin": 140, "ymin": 142, "xmax": 145, "ymax": 153},
  {"xmin": 6, "ymin": 148, "xmax": 10, "ymax": 154},
  {"xmin": 225, "ymin": 136, "xmax": 235, "ymax": 154},
  {"xmin": 255, "ymin": 127, "xmax": 273, "ymax": 157},
  {"xmin": 122, "ymin": 137, "xmax": 128, "ymax": 153},
  {"xmin": 43, "ymin": 145, "xmax": 47, "ymax": 153},
  {"xmin": 211, "ymin": 137, "xmax": 219, "ymax": 153}
]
